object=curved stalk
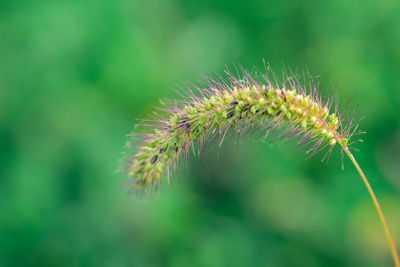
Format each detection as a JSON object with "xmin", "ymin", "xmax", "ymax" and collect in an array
[
  {"xmin": 125, "ymin": 65, "xmax": 399, "ymax": 265},
  {"xmin": 342, "ymin": 145, "xmax": 400, "ymax": 267}
]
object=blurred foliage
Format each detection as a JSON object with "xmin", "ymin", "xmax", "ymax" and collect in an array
[{"xmin": 1, "ymin": 0, "xmax": 400, "ymax": 266}]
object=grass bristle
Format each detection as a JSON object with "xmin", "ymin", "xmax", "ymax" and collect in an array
[{"xmin": 123, "ymin": 64, "xmax": 360, "ymax": 192}]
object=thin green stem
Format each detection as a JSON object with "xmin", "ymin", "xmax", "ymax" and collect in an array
[{"xmin": 342, "ymin": 146, "xmax": 399, "ymax": 267}]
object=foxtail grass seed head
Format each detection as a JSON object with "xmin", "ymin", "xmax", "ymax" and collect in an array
[{"xmin": 123, "ymin": 65, "xmax": 359, "ymax": 191}]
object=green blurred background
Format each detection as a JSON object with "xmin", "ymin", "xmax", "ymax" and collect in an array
[{"xmin": 1, "ymin": 0, "xmax": 400, "ymax": 266}]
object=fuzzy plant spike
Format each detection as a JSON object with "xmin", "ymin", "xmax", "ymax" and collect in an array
[{"xmin": 123, "ymin": 65, "xmax": 400, "ymax": 266}]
